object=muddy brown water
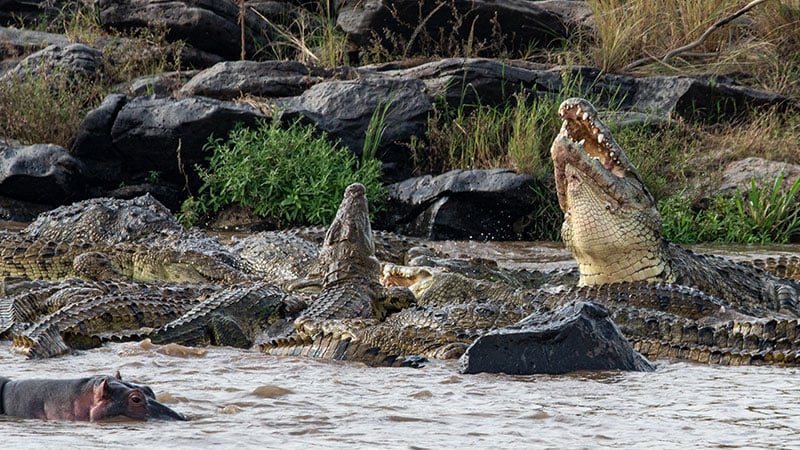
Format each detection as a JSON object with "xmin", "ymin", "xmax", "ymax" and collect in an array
[{"xmin": 1, "ymin": 240, "xmax": 799, "ymax": 449}]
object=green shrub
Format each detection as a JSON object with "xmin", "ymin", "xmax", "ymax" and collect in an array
[
  {"xmin": 180, "ymin": 117, "xmax": 385, "ymax": 227},
  {"xmin": 659, "ymin": 173, "xmax": 800, "ymax": 244}
]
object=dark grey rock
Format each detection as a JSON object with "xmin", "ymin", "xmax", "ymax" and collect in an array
[
  {"xmin": 698, "ymin": 157, "xmax": 800, "ymax": 200},
  {"xmin": 384, "ymin": 169, "xmax": 540, "ymax": 240},
  {"xmin": 179, "ymin": 60, "xmax": 332, "ymax": 100},
  {"xmin": 72, "ymin": 94, "xmax": 266, "ymax": 191},
  {"xmin": 0, "ymin": 0, "xmax": 64, "ymax": 27},
  {"xmin": 278, "ymin": 76, "xmax": 431, "ymax": 178},
  {"xmin": 0, "ymin": 144, "xmax": 85, "ymax": 204},
  {"xmin": 338, "ymin": 0, "xmax": 576, "ymax": 62},
  {"xmin": 383, "ymin": 59, "xmax": 792, "ymax": 124},
  {"xmin": 460, "ymin": 301, "xmax": 655, "ymax": 375},
  {"xmin": 119, "ymin": 70, "xmax": 198, "ymax": 97},
  {"xmin": 0, "ymin": 27, "xmax": 70, "ymax": 59},
  {"xmin": 0, "ymin": 43, "xmax": 103, "ymax": 82},
  {"xmin": 381, "ymin": 58, "xmax": 563, "ymax": 110},
  {"xmin": 626, "ymin": 75, "xmax": 793, "ymax": 122},
  {"xmin": 96, "ymin": 0, "xmax": 270, "ymax": 61}
]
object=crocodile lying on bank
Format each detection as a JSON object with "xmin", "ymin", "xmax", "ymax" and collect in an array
[{"xmin": 0, "ymin": 231, "xmax": 252, "ymax": 284}]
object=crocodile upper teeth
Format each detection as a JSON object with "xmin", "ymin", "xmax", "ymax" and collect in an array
[
  {"xmin": 578, "ymin": 139, "xmax": 586, "ymax": 146},
  {"xmin": 582, "ymin": 112, "xmax": 589, "ymax": 120},
  {"xmin": 597, "ymin": 133, "xmax": 604, "ymax": 143}
]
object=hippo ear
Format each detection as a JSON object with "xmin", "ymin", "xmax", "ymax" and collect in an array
[
  {"xmin": 114, "ymin": 370, "xmax": 122, "ymax": 380},
  {"xmin": 94, "ymin": 377, "xmax": 111, "ymax": 401}
]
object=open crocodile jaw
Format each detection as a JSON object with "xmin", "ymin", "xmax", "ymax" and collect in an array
[{"xmin": 551, "ymin": 98, "xmax": 667, "ymax": 285}]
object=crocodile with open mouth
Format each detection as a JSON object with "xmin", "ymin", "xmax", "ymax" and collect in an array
[{"xmin": 551, "ymin": 97, "xmax": 799, "ymax": 316}]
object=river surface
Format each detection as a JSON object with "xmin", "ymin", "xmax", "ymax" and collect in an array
[{"xmin": 1, "ymin": 241, "xmax": 799, "ymax": 449}]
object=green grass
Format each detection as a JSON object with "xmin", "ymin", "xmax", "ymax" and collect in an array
[
  {"xmin": 659, "ymin": 174, "xmax": 800, "ymax": 244},
  {"xmin": 0, "ymin": 70, "xmax": 105, "ymax": 147},
  {"xmin": 1, "ymin": 3, "xmax": 182, "ymax": 147},
  {"xmin": 179, "ymin": 117, "xmax": 385, "ymax": 227},
  {"xmin": 412, "ymin": 71, "xmax": 624, "ymax": 177}
]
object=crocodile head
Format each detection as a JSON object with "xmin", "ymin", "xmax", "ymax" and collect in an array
[
  {"xmin": 550, "ymin": 98, "xmax": 671, "ymax": 285},
  {"xmin": 319, "ymin": 183, "xmax": 381, "ymax": 286}
]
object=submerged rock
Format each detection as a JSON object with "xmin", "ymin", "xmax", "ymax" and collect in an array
[{"xmin": 460, "ymin": 301, "xmax": 655, "ymax": 375}]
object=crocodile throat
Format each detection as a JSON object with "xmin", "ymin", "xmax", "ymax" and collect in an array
[{"xmin": 550, "ymin": 98, "xmax": 671, "ymax": 286}]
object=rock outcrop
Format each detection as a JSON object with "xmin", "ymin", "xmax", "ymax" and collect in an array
[{"xmin": 460, "ymin": 301, "xmax": 655, "ymax": 375}]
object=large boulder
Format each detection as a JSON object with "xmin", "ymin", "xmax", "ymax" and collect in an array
[
  {"xmin": 179, "ymin": 60, "xmax": 337, "ymax": 100},
  {"xmin": 0, "ymin": 27, "xmax": 69, "ymax": 59},
  {"xmin": 278, "ymin": 76, "xmax": 431, "ymax": 180},
  {"xmin": 0, "ymin": 144, "xmax": 85, "ymax": 204},
  {"xmin": 460, "ymin": 301, "xmax": 655, "ymax": 375},
  {"xmin": 0, "ymin": 43, "xmax": 103, "ymax": 82},
  {"xmin": 337, "ymin": 0, "xmax": 587, "ymax": 62},
  {"xmin": 95, "ymin": 0, "xmax": 270, "ymax": 61},
  {"xmin": 72, "ymin": 94, "xmax": 266, "ymax": 193},
  {"xmin": 383, "ymin": 169, "xmax": 541, "ymax": 240}
]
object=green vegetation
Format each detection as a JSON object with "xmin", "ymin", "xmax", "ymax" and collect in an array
[
  {"xmin": 411, "ymin": 71, "xmax": 623, "ymax": 177},
  {"xmin": 0, "ymin": 70, "xmax": 105, "ymax": 147},
  {"xmin": 0, "ymin": 3, "xmax": 182, "ymax": 148},
  {"xmin": 4, "ymin": 0, "xmax": 800, "ymax": 242},
  {"xmin": 250, "ymin": 0, "xmax": 347, "ymax": 67},
  {"xmin": 179, "ymin": 117, "xmax": 384, "ymax": 227},
  {"xmin": 660, "ymin": 174, "xmax": 800, "ymax": 244}
]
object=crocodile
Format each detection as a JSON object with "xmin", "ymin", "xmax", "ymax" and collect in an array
[
  {"xmin": 10, "ymin": 282, "xmax": 217, "ymax": 358},
  {"xmin": 0, "ymin": 230, "xmax": 251, "ymax": 284},
  {"xmin": 551, "ymin": 97, "xmax": 799, "ymax": 315},
  {"xmin": 382, "ymin": 268, "xmax": 800, "ymax": 365},
  {"xmin": 261, "ymin": 183, "xmax": 417, "ymax": 364},
  {"xmin": 149, "ymin": 284, "xmax": 306, "ymax": 348},
  {"xmin": 289, "ymin": 183, "xmax": 416, "ymax": 336},
  {"xmin": 22, "ymin": 194, "xmax": 182, "ymax": 244},
  {"xmin": 5, "ymin": 183, "xmax": 415, "ymax": 362}
]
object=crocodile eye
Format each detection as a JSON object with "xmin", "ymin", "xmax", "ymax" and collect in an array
[{"xmin": 604, "ymin": 204, "xmax": 611, "ymax": 210}]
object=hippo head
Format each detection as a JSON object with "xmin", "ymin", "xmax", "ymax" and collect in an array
[{"xmin": 88, "ymin": 374, "xmax": 186, "ymax": 421}]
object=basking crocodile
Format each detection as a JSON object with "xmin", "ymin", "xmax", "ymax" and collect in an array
[
  {"xmin": 6, "ymin": 184, "xmax": 414, "ymax": 362},
  {"xmin": 10, "ymin": 282, "xmax": 216, "ymax": 358},
  {"xmin": 551, "ymin": 98, "xmax": 799, "ymax": 315},
  {"xmin": 375, "ymin": 268, "xmax": 800, "ymax": 365},
  {"xmin": 0, "ymin": 230, "xmax": 251, "ymax": 284}
]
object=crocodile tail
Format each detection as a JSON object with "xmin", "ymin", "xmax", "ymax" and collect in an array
[
  {"xmin": 11, "ymin": 326, "xmax": 71, "ymax": 359},
  {"xmin": 260, "ymin": 335, "xmax": 425, "ymax": 368}
]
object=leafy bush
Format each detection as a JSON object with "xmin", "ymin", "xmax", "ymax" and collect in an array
[
  {"xmin": 659, "ymin": 173, "xmax": 800, "ymax": 244},
  {"xmin": 180, "ymin": 117, "xmax": 385, "ymax": 227}
]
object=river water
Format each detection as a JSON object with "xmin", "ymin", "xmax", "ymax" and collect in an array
[{"xmin": 1, "ymin": 241, "xmax": 798, "ymax": 449}]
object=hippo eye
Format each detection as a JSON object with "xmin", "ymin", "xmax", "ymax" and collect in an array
[{"xmin": 130, "ymin": 394, "xmax": 144, "ymax": 404}]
